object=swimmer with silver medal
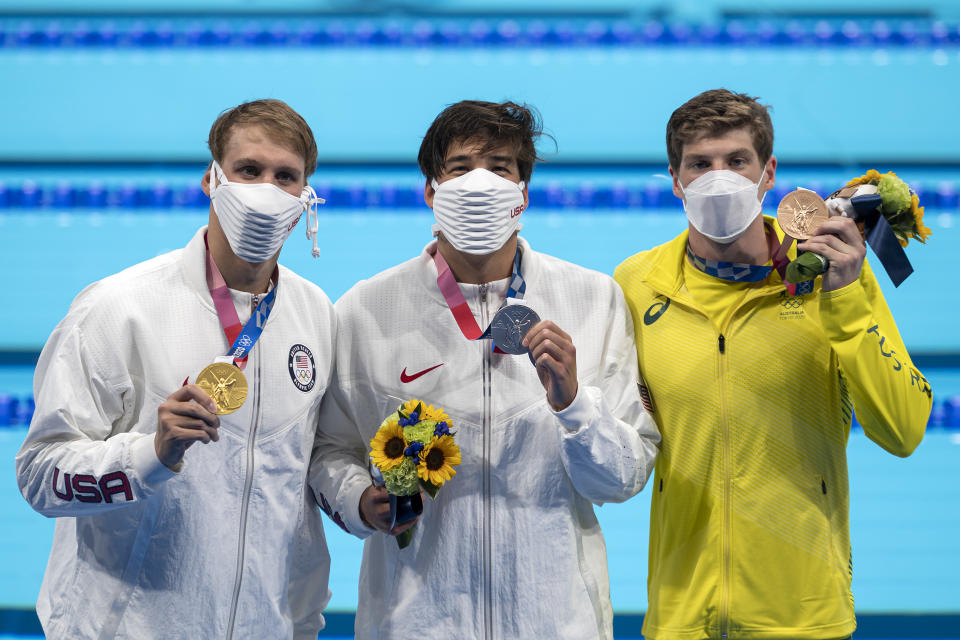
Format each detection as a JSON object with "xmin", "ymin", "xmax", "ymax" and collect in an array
[{"xmin": 490, "ymin": 299, "xmax": 541, "ymax": 364}]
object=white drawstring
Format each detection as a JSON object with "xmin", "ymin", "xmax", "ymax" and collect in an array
[{"xmin": 303, "ymin": 185, "xmax": 325, "ymax": 258}]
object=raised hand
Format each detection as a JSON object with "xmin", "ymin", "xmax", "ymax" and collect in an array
[
  {"xmin": 522, "ymin": 320, "xmax": 579, "ymax": 411},
  {"xmin": 155, "ymin": 384, "xmax": 221, "ymax": 469},
  {"xmin": 797, "ymin": 216, "xmax": 867, "ymax": 292}
]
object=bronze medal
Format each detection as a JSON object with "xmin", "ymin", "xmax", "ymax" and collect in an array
[
  {"xmin": 196, "ymin": 362, "xmax": 248, "ymax": 415},
  {"xmin": 777, "ymin": 189, "xmax": 830, "ymax": 239}
]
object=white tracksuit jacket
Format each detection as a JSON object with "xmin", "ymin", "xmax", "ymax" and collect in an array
[
  {"xmin": 15, "ymin": 227, "xmax": 335, "ymax": 640},
  {"xmin": 310, "ymin": 237, "xmax": 660, "ymax": 640}
]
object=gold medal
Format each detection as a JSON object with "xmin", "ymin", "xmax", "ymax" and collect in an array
[
  {"xmin": 777, "ymin": 188, "xmax": 830, "ymax": 239},
  {"xmin": 196, "ymin": 362, "xmax": 248, "ymax": 415}
]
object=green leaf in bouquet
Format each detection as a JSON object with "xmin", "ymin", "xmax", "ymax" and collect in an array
[
  {"xmin": 414, "ymin": 402, "xmax": 423, "ymax": 417},
  {"xmin": 396, "ymin": 527, "xmax": 414, "ymax": 549},
  {"xmin": 420, "ymin": 478, "xmax": 441, "ymax": 499},
  {"xmin": 877, "ymin": 173, "xmax": 912, "ymax": 215}
]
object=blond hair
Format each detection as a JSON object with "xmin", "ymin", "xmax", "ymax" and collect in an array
[{"xmin": 207, "ymin": 99, "xmax": 318, "ymax": 178}]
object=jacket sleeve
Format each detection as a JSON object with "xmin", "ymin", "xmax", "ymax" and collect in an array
[
  {"xmin": 553, "ymin": 280, "xmax": 661, "ymax": 504},
  {"xmin": 15, "ymin": 318, "xmax": 176, "ymax": 518},
  {"xmin": 819, "ymin": 258, "xmax": 932, "ymax": 457},
  {"xmin": 309, "ymin": 361, "xmax": 377, "ymax": 540}
]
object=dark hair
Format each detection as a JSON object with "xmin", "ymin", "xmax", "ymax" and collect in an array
[
  {"xmin": 208, "ymin": 99, "xmax": 318, "ymax": 178},
  {"xmin": 417, "ymin": 100, "xmax": 544, "ymax": 183},
  {"xmin": 666, "ymin": 89, "xmax": 774, "ymax": 171}
]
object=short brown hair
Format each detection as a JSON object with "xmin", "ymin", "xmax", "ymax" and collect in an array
[
  {"xmin": 207, "ymin": 99, "xmax": 318, "ymax": 179},
  {"xmin": 418, "ymin": 100, "xmax": 544, "ymax": 183},
  {"xmin": 666, "ymin": 89, "xmax": 773, "ymax": 171}
]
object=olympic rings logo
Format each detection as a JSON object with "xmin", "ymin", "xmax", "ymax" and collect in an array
[{"xmin": 779, "ymin": 294, "xmax": 804, "ymax": 309}]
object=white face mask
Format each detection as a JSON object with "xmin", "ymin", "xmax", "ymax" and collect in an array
[
  {"xmin": 430, "ymin": 168, "xmax": 526, "ymax": 255},
  {"xmin": 209, "ymin": 160, "xmax": 325, "ymax": 262},
  {"xmin": 680, "ymin": 169, "xmax": 767, "ymax": 244}
]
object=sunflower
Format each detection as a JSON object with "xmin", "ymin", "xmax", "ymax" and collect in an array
[
  {"xmin": 400, "ymin": 399, "xmax": 450, "ymax": 424},
  {"xmin": 844, "ymin": 169, "xmax": 932, "ymax": 247},
  {"xmin": 369, "ymin": 421, "xmax": 408, "ymax": 472},
  {"xmin": 420, "ymin": 404, "xmax": 451, "ymax": 423},
  {"xmin": 417, "ymin": 435, "xmax": 461, "ymax": 487},
  {"xmin": 846, "ymin": 168, "xmax": 881, "ymax": 188},
  {"xmin": 400, "ymin": 399, "xmax": 424, "ymax": 417},
  {"xmin": 911, "ymin": 193, "xmax": 932, "ymax": 244}
]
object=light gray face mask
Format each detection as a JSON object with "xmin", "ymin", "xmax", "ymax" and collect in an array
[
  {"xmin": 430, "ymin": 168, "xmax": 526, "ymax": 255},
  {"xmin": 680, "ymin": 169, "xmax": 766, "ymax": 244},
  {"xmin": 209, "ymin": 161, "xmax": 325, "ymax": 261}
]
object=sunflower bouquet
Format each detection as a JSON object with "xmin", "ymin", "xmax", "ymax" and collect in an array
[
  {"xmin": 369, "ymin": 399, "xmax": 461, "ymax": 548},
  {"xmin": 786, "ymin": 169, "xmax": 931, "ymax": 287},
  {"xmin": 832, "ymin": 169, "xmax": 931, "ymax": 246}
]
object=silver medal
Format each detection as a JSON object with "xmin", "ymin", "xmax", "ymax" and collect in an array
[{"xmin": 490, "ymin": 304, "xmax": 541, "ymax": 355}]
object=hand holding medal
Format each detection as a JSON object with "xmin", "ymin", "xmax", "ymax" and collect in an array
[
  {"xmin": 489, "ymin": 302, "xmax": 579, "ymax": 411},
  {"xmin": 777, "ymin": 188, "xmax": 867, "ymax": 292},
  {"xmin": 155, "ymin": 384, "xmax": 221, "ymax": 469},
  {"xmin": 154, "ymin": 236, "xmax": 279, "ymax": 470},
  {"xmin": 522, "ymin": 319, "xmax": 579, "ymax": 411},
  {"xmin": 778, "ymin": 171, "xmax": 931, "ymax": 289},
  {"xmin": 432, "ymin": 243, "xmax": 578, "ymax": 410}
]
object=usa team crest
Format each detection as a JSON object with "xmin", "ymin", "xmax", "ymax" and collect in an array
[{"xmin": 287, "ymin": 344, "xmax": 315, "ymax": 392}]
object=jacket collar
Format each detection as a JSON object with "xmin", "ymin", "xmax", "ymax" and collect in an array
[
  {"xmin": 179, "ymin": 225, "xmax": 286, "ymax": 316},
  {"xmin": 642, "ymin": 216, "xmax": 800, "ymax": 299},
  {"xmin": 181, "ymin": 226, "xmax": 215, "ymax": 312},
  {"xmin": 417, "ymin": 236, "xmax": 540, "ymax": 307}
]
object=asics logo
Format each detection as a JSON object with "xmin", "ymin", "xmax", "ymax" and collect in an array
[
  {"xmin": 400, "ymin": 363, "xmax": 444, "ymax": 383},
  {"xmin": 643, "ymin": 296, "xmax": 671, "ymax": 325}
]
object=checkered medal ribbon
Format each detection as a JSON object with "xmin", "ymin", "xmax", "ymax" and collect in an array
[{"xmin": 685, "ymin": 244, "xmax": 773, "ymax": 283}]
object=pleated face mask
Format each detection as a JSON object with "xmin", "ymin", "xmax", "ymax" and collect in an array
[
  {"xmin": 680, "ymin": 169, "xmax": 766, "ymax": 244},
  {"xmin": 209, "ymin": 160, "xmax": 324, "ymax": 262},
  {"xmin": 431, "ymin": 168, "xmax": 526, "ymax": 255}
]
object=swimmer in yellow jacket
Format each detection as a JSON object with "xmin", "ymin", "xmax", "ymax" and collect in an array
[{"xmin": 615, "ymin": 88, "xmax": 932, "ymax": 640}]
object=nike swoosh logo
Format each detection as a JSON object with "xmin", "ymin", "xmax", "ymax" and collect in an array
[{"xmin": 400, "ymin": 363, "xmax": 444, "ymax": 383}]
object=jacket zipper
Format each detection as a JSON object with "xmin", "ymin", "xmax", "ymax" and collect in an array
[
  {"xmin": 226, "ymin": 293, "xmax": 263, "ymax": 640},
  {"xmin": 646, "ymin": 284, "xmax": 759, "ymax": 637},
  {"xmin": 718, "ymin": 332, "xmax": 730, "ymax": 639},
  {"xmin": 479, "ymin": 283, "xmax": 494, "ymax": 640}
]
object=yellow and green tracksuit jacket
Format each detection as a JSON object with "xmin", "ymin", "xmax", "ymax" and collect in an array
[{"xmin": 613, "ymin": 218, "xmax": 932, "ymax": 640}]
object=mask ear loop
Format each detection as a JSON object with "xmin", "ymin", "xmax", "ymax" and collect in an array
[
  {"xmin": 515, "ymin": 180, "xmax": 526, "ymax": 234},
  {"xmin": 429, "ymin": 178, "xmax": 442, "ymax": 237},
  {"xmin": 209, "ymin": 160, "xmax": 228, "ymax": 198},
  {"xmin": 302, "ymin": 185, "xmax": 325, "ymax": 258}
]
